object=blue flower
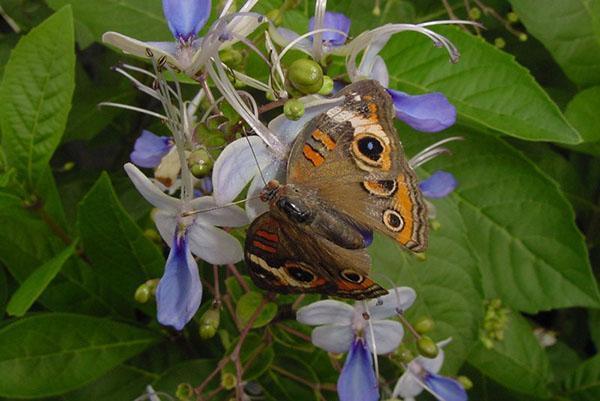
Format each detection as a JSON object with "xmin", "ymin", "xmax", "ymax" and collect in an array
[
  {"xmin": 130, "ymin": 130, "xmax": 173, "ymax": 169},
  {"xmin": 393, "ymin": 338, "xmax": 467, "ymax": 401},
  {"xmin": 156, "ymin": 228, "xmax": 202, "ymax": 330},
  {"xmin": 420, "ymin": 171, "xmax": 458, "ymax": 198},
  {"xmin": 162, "ymin": 0, "xmax": 211, "ymax": 41},
  {"xmin": 309, "ymin": 12, "xmax": 351, "ymax": 47},
  {"xmin": 387, "ymin": 89, "xmax": 456, "ymax": 133},
  {"xmin": 337, "ymin": 338, "xmax": 379, "ymax": 401}
]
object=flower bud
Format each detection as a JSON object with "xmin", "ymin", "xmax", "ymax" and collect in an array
[
  {"xmin": 431, "ymin": 220, "xmax": 441, "ymax": 231},
  {"xmin": 518, "ymin": 33, "xmax": 528, "ymax": 42},
  {"xmin": 393, "ymin": 344, "xmax": 414, "ymax": 363},
  {"xmin": 457, "ymin": 375, "xmax": 473, "ymax": 390},
  {"xmin": 414, "ymin": 316, "xmax": 435, "ymax": 334},
  {"xmin": 188, "ymin": 148, "xmax": 214, "ymax": 178},
  {"xmin": 318, "ymin": 75, "xmax": 334, "ymax": 95},
  {"xmin": 199, "ymin": 307, "xmax": 221, "ymax": 340},
  {"xmin": 287, "ymin": 59, "xmax": 324, "ymax": 94},
  {"xmin": 221, "ymin": 372, "xmax": 237, "ymax": 390},
  {"xmin": 220, "ymin": 48, "xmax": 243, "ymax": 68},
  {"xmin": 417, "ymin": 335, "xmax": 439, "ymax": 358},
  {"xmin": 134, "ymin": 284, "xmax": 151, "ymax": 303},
  {"xmin": 507, "ymin": 11, "xmax": 519, "ymax": 23},
  {"xmin": 468, "ymin": 7, "xmax": 481, "ymax": 20},
  {"xmin": 494, "ymin": 37, "xmax": 506, "ymax": 49},
  {"xmin": 284, "ymin": 99, "xmax": 305, "ymax": 121},
  {"xmin": 175, "ymin": 383, "xmax": 194, "ymax": 401},
  {"xmin": 414, "ymin": 252, "xmax": 427, "ymax": 261}
]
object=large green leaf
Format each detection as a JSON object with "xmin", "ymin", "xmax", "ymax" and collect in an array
[
  {"xmin": 0, "ymin": 313, "xmax": 162, "ymax": 398},
  {"xmin": 509, "ymin": 0, "xmax": 600, "ymax": 87},
  {"xmin": 565, "ymin": 86, "xmax": 600, "ymax": 155},
  {"xmin": 0, "ymin": 6, "xmax": 75, "ymax": 187},
  {"xmin": 469, "ymin": 312, "xmax": 552, "ymax": 397},
  {"xmin": 77, "ymin": 173, "xmax": 164, "ymax": 302},
  {"xmin": 6, "ymin": 243, "xmax": 76, "ymax": 317},
  {"xmin": 403, "ymin": 128, "xmax": 600, "ymax": 312},
  {"xmin": 561, "ymin": 354, "xmax": 600, "ymax": 401},
  {"xmin": 47, "ymin": 0, "xmax": 171, "ymax": 46},
  {"xmin": 382, "ymin": 27, "xmax": 581, "ymax": 144}
]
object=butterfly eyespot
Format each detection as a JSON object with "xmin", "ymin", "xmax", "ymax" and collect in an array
[
  {"xmin": 383, "ymin": 209, "xmax": 405, "ymax": 232},
  {"xmin": 357, "ymin": 136, "xmax": 384, "ymax": 161},
  {"xmin": 287, "ymin": 266, "xmax": 315, "ymax": 283},
  {"xmin": 340, "ymin": 270, "xmax": 364, "ymax": 284}
]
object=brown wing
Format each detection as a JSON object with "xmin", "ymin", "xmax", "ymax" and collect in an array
[
  {"xmin": 245, "ymin": 212, "xmax": 388, "ymax": 299},
  {"xmin": 286, "ymin": 80, "xmax": 428, "ymax": 251}
]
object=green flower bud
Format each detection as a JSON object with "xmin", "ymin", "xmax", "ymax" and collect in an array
[
  {"xmin": 518, "ymin": 33, "xmax": 528, "ymax": 42},
  {"xmin": 143, "ymin": 228, "xmax": 162, "ymax": 244},
  {"xmin": 417, "ymin": 336, "xmax": 439, "ymax": 358},
  {"xmin": 457, "ymin": 375, "xmax": 473, "ymax": 390},
  {"xmin": 220, "ymin": 48, "xmax": 243, "ymax": 68},
  {"xmin": 134, "ymin": 284, "xmax": 151, "ymax": 303},
  {"xmin": 287, "ymin": 58, "xmax": 324, "ymax": 94},
  {"xmin": 266, "ymin": 9, "xmax": 283, "ymax": 25},
  {"xmin": 199, "ymin": 307, "xmax": 221, "ymax": 340},
  {"xmin": 372, "ymin": 4, "xmax": 381, "ymax": 17},
  {"xmin": 494, "ymin": 37, "xmax": 506, "ymax": 49},
  {"xmin": 188, "ymin": 148, "xmax": 214, "ymax": 178},
  {"xmin": 468, "ymin": 7, "xmax": 481, "ymax": 20},
  {"xmin": 221, "ymin": 372, "xmax": 237, "ymax": 390},
  {"xmin": 175, "ymin": 383, "xmax": 194, "ymax": 401},
  {"xmin": 394, "ymin": 344, "xmax": 414, "ymax": 363},
  {"xmin": 265, "ymin": 91, "xmax": 277, "ymax": 101},
  {"xmin": 414, "ymin": 316, "xmax": 435, "ymax": 334},
  {"xmin": 414, "ymin": 252, "xmax": 427, "ymax": 261},
  {"xmin": 318, "ymin": 75, "xmax": 334, "ymax": 95},
  {"xmin": 284, "ymin": 99, "xmax": 305, "ymax": 121},
  {"xmin": 430, "ymin": 219, "xmax": 441, "ymax": 231},
  {"xmin": 146, "ymin": 279, "xmax": 159, "ymax": 294},
  {"xmin": 507, "ymin": 11, "xmax": 519, "ymax": 23}
]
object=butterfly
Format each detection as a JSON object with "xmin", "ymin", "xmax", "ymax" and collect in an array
[{"xmin": 244, "ymin": 80, "xmax": 428, "ymax": 299}]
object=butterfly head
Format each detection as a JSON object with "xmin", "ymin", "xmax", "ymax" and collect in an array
[{"xmin": 260, "ymin": 180, "xmax": 281, "ymax": 202}]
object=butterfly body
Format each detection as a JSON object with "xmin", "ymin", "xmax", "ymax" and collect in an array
[{"xmin": 245, "ymin": 80, "xmax": 428, "ymax": 300}]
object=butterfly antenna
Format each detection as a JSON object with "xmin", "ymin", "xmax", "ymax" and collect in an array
[
  {"xmin": 362, "ymin": 300, "xmax": 381, "ymax": 385},
  {"xmin": 181, "ymin": 196, "xmax": 261, "ymax": 216},
  {"xmin": 240, "ymin": 126, "xmax": 268, "ymax": 186}
]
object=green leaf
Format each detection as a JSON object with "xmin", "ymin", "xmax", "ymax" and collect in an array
[
  {"xmin": 565, "ymin": 86, "xmax": 600, "ymax": 155},
  {"xmin": 509, "ymin": 0, "xmax": 600, "ymax": 87},
  {"xmin": 47, "ymin": 0, "xmax": 171, "ymax": 46},
  {"xmin": 6, "ymin": 242, "xmax": 76, "ymax": 317},
  {"xmin": 548, "ymin": 342, "xmax": 582, "ymax": 382},
  {"xmin": 0, "ymin": 313, "xmax": 162, "ymax": 398},
  {"xmin": 562, "ymin": 354, "xmax": 600, "ymax": 401},
  {"xmin": 0, "ymin": 6, "xmax": 75, "ymax": 187},
  {"xmin": 263, "ymin": 354, "xmax": 321, "ymax": 401},
  {"xmin": 382, "ymin": 27, "xmax": 581, "ymax": 144},
  {"xmin": 153, "ymin": 359, "xmax": 218, "ymax": 394},
  {"xmin": 469, "ymin": 312, "xmax": 552, "ymax": 397},
  {"xmin": 236, "ymin": 291, "xmax": 278, "ymax": 329},
  {"xmin": 589, "ymin": 310, "xmax": 600, "ymax": 350},
  {"xmin": 404, "ymin": 129, "xmax": 600, "ymax": 312},
  {"xmin": 77, "ymin": 173, "xmax": 164, "ymax": 303},
  {"xmin": 0, "ymin": 265, "xmax": 7, "ymax": 317}
]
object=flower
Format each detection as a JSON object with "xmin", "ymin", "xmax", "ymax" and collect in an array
[
  {"xmin": 296, "ymin": 287, "xmax": 415, "ymax": 355},
  {"xmin": 130, "ymin": 130, "xmax": 174, "ymax": 168},
  {"xmin": 309, "ymin": 12, "xmax": 351, "ymax": 47},
  {"xmin": 338, "ymin": 337, "xmax": 379, "ymax": 401},
  {"xmin": 419, "ymin": 171, "xmax": 458, "ymax": 199},
  {"xmin": 124, "ymin": 162, "xmax": 248, "ymax": 329},
  {"xmin": 393, "ymin": 339, "xmax": 467, "ymax": 401},
  {"xmin": 387, "ymin": 90, "xmax": 456, "ymax": 133},
  {"xmin": 163, "ymin": 0, "xmax": 211, "ymax": 41}
]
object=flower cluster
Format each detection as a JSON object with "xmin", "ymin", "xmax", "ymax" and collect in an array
[{"xmin": 104, "ymin": 0, "xmax": 470, "ymax": 399}]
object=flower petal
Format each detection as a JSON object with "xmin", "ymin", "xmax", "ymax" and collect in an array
[
  {"xmin": 124, "ymin": 163, "xmax": 179, "ymax": 211},
  {"xmin": 387, "ymin": 89, "xmax": 456, "ymax": 133},
  {"xmin": 309, "ymin": 12, "xmax": 351, "ymax": 47},
  {"xmin": 365, "ymin": 320, "xmax": 404, "ymax": 354},
  {"xmin": 102, "ymin": 32, "xmax": 179, "ymax": 65},
  {"xmin": 337, "ymin": 338, "xmax": 379, "ymax": 401},
  {"xmin": 272, "ymin": 27, "xmax": 313, "ymax": 53},
  {"xmin": 311, "ymin": 324, "xmax": 354, "ymax": 353},
  {"xmin": 189, "ymin": 196, "xmax": 249, "ymax": 227},
  {"xmin": 130, "ymin": 130, "xmax": 173, "ymax": 168},
  {"xmin": 370, "ymin": 55, "xmax": 389, "ymax": 88},
  {"xmin": 212, "ymin": 136, "xmax": 271, "ymax": 206},
  {"xmin": 393, "ymin": 370, "xmax": 423, "ymax": 399},
  {"xmin": 425, "ymin": 373, "xmax": 467, "ymax": 401},
  {"xmin": 187, "ymin": 222, "xmax": 244, "ymax": 264},
  {"xmin": 156, "ymin": 230, "xmax": 202, "ymax": 330},
  {"xmin": 420, "ymin": 171, "xmax": 458, "ymax": 199},
  {"xmin": 368, "ymin": 286, "xmax": 416, "ymax": 319},
  {"xmin": 163, "ymin": 0, "xmax": 211, "ymax": 40},
  {"xmin": 154, "ymin": 209, "xmax": 177, "ymax": 246},
  {"xmin": 297, "ymin": 299, "xmax": 354, "ymax": 325}
]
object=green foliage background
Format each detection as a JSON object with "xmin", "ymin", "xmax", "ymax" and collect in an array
[{"xmin": 0, "ymin": 0, "xmax": 598, "ymax": 400}]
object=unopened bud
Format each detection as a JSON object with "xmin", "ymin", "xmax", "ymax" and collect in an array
[
  {"xmin": 457, "ymin": 375, "xmax": 473, "ymax": 390},
  {"xmin": 188, "ymin": 148, "xmax": 214, "ymax": 178},
  {"xmin": 284, "ymin": 99, "xmax": 305, "ymax": 121},
  {"xmin": 468, "ymin": 7, "xmax": 481, "ymax": 20},
  {"xmin": 414, "ymin": 317, "xmax": 435, "ymax": 334},
  {"xmin": 199, "ymin": 307, "xmax": 221, "ymax": 340},
  {"xmin": 134, "ymin": 284, "xmax": 151, "ymax": 303},
  {"xmin": 494, "ymin": 37, "xmax": 506, "ymax": 49},
  {"xmin": 175, "ymin": 383, "xmax": 194, "ymax": 401},
  {"xmin": 221, "ymin": 372, "xmax": 237, "ymax": 390},
  {"xmin": 507, "ymin": 12, "xmax": 519, "ymax": 23},
  {"xmin": 394, "ymin": 344, "xmax": 414, "ymax": 363},
  {"xmin": 414, "ymin": 252, "xmax": 427, "ymax": 261},
  {"xmin": 318, "ymin": 75, "xmax": 334, "ymax": 95},
  {"xmin": 220, "ymin": 48, "xmax": 243, "ymax": 68},
  {"xmin": 518, "ymin": 33, "xmax": 528, "ymax": 42},
  {"xmin": 287, "ymin": 58, "xmax": 324, "ymax": 94},
  {"xmin": 417, "ymin": 336, "xmax": 439, "ymax": 358}
]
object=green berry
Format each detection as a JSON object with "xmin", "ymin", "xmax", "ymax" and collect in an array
[
  {"xmin": 457, "ymin": 375, "xmax": 473, "ymax": 390},
  {"xmin": 494, "ymin": 37, "xmax": 506, "ymax": 49},
  {"xmin": 287, "ymin": 58, "xmax": 324, "ymax": 94},
  {"xmin": 417, "ymin": 336, "xmax": 439, "ymax": 358},
  {"xmin": 221, "ymin": 372, "xmax": 237, "ymax": 390},
  {"xmin": 175, "ymin": 383, "xmax": 194, "ymax": 401},
  {"xmin": 518, "ymin": 33, "xmax": 528, "ymax": 42},
  {"xmin": 134, "ymin": 284, "xmax": 150, "ymax": 303},
  {"xmin": 284, "ymin": 99, "xmax": 305, "ymax": 121},
  {"xmin": 414, "ymin": 317, "xmax": 435, "ymax": 334},
  {"xmin": 318, "ymin": 75, "xmax": 334, "ymax": 95},
  {"xmin": 507, "ymin": 11, "xmax": 519, "ymax": 23},
  {"xmin": 394, "ymin": 344, "xmax": 414, "ymax": 363},
  {"xmin": 468, "ymin": 7, "xmax": 481, "ymax": 20},
  {"xmin": 188, "ymin": 148, "xmax": 214, "ymax": 178},
  {"xmin": 199, "ymin": 307, "xmax": 221, "ymax": 340}
]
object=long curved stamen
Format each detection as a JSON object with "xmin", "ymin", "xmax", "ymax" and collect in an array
[
  {"xmin": 312, "ymin": 0, "xmax": 327, "ymax": 60},
  {"xmin": 409, "ymin": 136, "xmax": 464, "ymax": 168},
  {"xmin": 98, "ymin": 102, "xmax": 168, "ymax": 120},
  {"xmin": 362, "ymin": 301, "xmax": 380, "ymax": 382},
  {"xmin": 278, "ymin": 27, "xmax": 349, "ymax": 60}
]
